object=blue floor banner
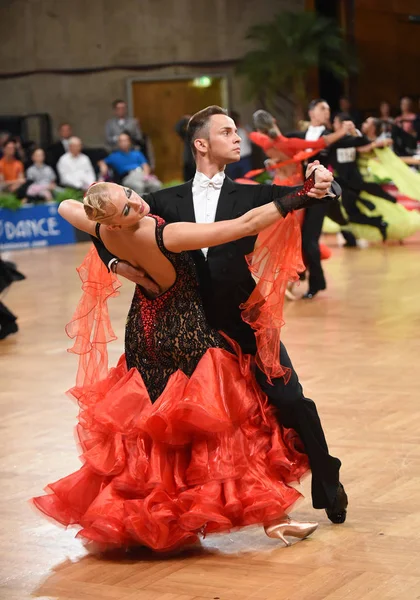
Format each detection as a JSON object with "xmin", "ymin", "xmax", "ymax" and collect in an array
[{"xmin": 0, "ymin": 203, "xmax": 76, "ymax": 250}]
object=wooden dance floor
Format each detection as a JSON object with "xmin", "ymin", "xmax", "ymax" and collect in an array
[{"xmin": 1, "ymin": 236, "xmax": 420, "ymax": 600}]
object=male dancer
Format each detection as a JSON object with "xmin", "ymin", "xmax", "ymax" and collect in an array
[
  {"xmin": 330, "ymin": 113, "xmax": 392, "ymax": 240},
  {"xmin": 285, "ymin": 99, "xmax": 372, "ymax": 297},
  {"xmin": 93, "ymin": 106, "xmax": 348, "ymax": 524}
]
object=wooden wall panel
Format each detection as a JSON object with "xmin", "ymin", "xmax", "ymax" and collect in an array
[
  {"xmin": 132, "ymin": 78, "xmax": 224, "ymax": 182},
  {"xmin": 352, "ymin": 0, "xmax": 420, "ymax": 113}
]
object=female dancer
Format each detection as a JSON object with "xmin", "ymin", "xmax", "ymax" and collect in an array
[
  {"xmin": 33, "ymin": 172, "xmax": 330, "ymax": 552},
  {"xmin": 249, "ymin": 109, "xmax": 351, "ymax": 186},
  {"xmin": 347, "ymin": 117, "xmax": 420, "ymax": 243}
]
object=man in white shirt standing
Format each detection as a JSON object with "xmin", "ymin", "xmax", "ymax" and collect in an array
[
  {"xmin": 291, "ymin": 99, "xmax": 357, "ymax": 297},
  {"xmin": 57, "ymin": 137, "xmax": 96, "ymax": 191}
]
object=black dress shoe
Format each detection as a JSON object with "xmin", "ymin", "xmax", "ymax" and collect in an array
[
  {"xmin": 0, "ymin": 321, "xmax": 18, "ymax": 340},
  {"xmin": 342, "ymin": 230, "xmax": 357, "ymax": 247},
  {"xmin": 379, "ymin": 221, "xmax": 388, "ymax": 242},
  {"xmin": 325, "ymin": 483, "xmax": 348, "ymax": 524}
]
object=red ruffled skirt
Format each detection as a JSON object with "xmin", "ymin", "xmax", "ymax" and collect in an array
[{"xmin": 33, "ymin": 346, "xmax": 309, "ymax": 552}]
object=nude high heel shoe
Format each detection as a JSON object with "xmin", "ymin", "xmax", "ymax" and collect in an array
[{"xmin": 264, "ymin": 516, "xmax": 319, "ymax": 547}]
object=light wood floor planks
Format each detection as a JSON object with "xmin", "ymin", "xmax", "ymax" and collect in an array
[{"xmin": 1, "ymin": 235, "xmax": 420, "ymax": 600}]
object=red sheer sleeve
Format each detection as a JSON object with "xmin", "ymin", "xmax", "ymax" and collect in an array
[
  {"xmin": 65, "ymin": 247, "xmax": 121, "ymax": 387},
  {"xmin": 249, "ymin": 131, "xmax": 326, "ymax": 157},
  {"xmin": 240, "ymin": 213, "xmax": 304, "ymax": 384},
  {"xmin": 248, "ymin": 131, "xmax": 274, "ymax": 152},
  {"xmin": 283, "ymin": 135, "xmax": 326, "ymax": 154}
]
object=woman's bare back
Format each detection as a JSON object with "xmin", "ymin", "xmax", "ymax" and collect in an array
[{"xmin": 98, "ymin": 216, "xmax": 177, "ymax": 293}]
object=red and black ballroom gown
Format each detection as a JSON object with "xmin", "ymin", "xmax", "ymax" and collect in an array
[{"xmin": 32, "ymin": 215, "xmax": 309, "ymax": 552}]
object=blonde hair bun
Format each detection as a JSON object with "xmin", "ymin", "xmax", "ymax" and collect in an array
[{"xmin": 83, "ymin": 183, "xmax": 117, "ymax": 222}]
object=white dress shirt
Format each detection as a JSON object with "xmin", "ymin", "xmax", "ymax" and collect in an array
[
  {"xmin": 57, "ymin": 152, "xmax": 96, "ymax": 189},
  {"xmin": 305, "ymin": 125, "xmax": 326, "ymax": 141},
  {"xmin": 192, "ymin": 170, "xmax": 225, "ymax": 257},
  {"xmin": 304, "ymin": 125, "xmax": 326, "ymax": 153}
]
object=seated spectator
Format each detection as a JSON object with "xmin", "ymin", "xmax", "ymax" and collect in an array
[
  {"xmin": 57, "ymin": 137, "xmax": 96, "ymax": 191},
  {"xmin": 99, "ymin": 133, "xmax": 162, "ymax": 195},
  {"xmin": 225, "ymin": 111, "xmax": 253, "ymax": 179},
  {"xmin": 13, "ymin": 136, "xmax": 29, "ymax": 165},
  {"xmin": 26, "ymin": 148, "xmax": 57, "ymax": 202},
  {"xmin": 377, "ymin": 101, "xmax": 394, "ymax": 139},
  {"xmin": 395, "ymin": 97, "xmax": 417, "ymax": 136},
  {"xmin": 0, "ymin": 132, "xmax": 10, "ymax": 156},
  {"xmin": 0, "ymin": 140, "xmax": 26, "ymax": 194},
  {"xmin": 379, "ymin": 101, "xmax": 393, "ymax": 123},
  {"xmin": 47, "ymin": 123, "xmax": 73, "ymax": 170},
  {"xmin": 175, "ymin": 115, "xmax": 195, "ymax": 181},
  {"xmin": 105, "ymin": 100, "xmax": 155, "ymax": 168},
  {"xmin": 336, "ymin": 96, "xmax": 362, "ymax": 128}
]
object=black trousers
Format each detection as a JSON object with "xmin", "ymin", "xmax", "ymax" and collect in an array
[
  {"xmin": 361, "ymin": 181, "xmax": 396, "ymax": 203},
  {"xmin": 342, "ymin": 188, "xmax": 384, "ymax": 230},
  {"xmin": 255, "ymin": 341, "xmax": 341, "ymax": 509},
  {"xmin": 219, "ymin": 315, "xmax": 341, "ymax": 508},
  {"xmin": 301, "ymin": 204, "xmax": 328, "ymax": 294}
]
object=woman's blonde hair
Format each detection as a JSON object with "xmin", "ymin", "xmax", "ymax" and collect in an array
[{"xmin": 83, "ymin": 183, "xmax": 118, "ymax": 222}]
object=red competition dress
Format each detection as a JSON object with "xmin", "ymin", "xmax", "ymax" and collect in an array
[{"xmin": 33, "ymin": 215, "xmax": 309, "ymax": 552}]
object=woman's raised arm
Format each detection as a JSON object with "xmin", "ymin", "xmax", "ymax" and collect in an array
[{"xmin": 58, "ymin": 200, "xmax": 96, "ymax": 236}]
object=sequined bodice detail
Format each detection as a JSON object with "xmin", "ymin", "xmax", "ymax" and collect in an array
[{"xmin": 125, "ymin": 216, "xmax": 231, "ymax": 401}]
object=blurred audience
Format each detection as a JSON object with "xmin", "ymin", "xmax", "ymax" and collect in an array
[
  {"xmin": 99, "ymin": 133, "xmax": 162, "ymax": 195},
  {"xmin": 47, "ymin": 123, "xmax": 73, "ymax": 169},
  {"xmin": 26, "ymin": 148, "xmax": 57, "ymax": 202},
  {"xmin": 395, "ymin": 97, "xmax": 417, "ymax": 136},
  {"xmin": 379, "ymin": 101, "xmax": 393, "ymax": 123},
  {"xmin": 57, "ymin": 137, "xmax": 96, "ymax": 191},
  {"xmin": 337, "ymin": 96, "xmax": 362, "ymax": 128},
  {"xmin": 105, "ymin": 100, "xmax": 142, "ymax": 149},
  {"xmin": 377, "ymin": 101, "xmax": 394, "ymax": 139},
  {"xmin": 105, "ymin": 100, "xmax": 155, "ymax": 169},
  {"xmin": 175, "ymin": 115, "xmax": 195, "ymax": 181},
  {"xmin": 0, "ymin": 140, "xmax": 25, "ymax": 194},
  {"xmin": 225, "ymin": 111, "xmax": 253, "ymax": 179},
  {"xmin": 0, "ymin": 132, "xmax": 10, "ymax": 158}
]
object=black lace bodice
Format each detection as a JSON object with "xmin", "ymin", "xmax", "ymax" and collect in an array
[{"xmin": 124, "ymin": 216, "xmax": 231, "ymax": 401}]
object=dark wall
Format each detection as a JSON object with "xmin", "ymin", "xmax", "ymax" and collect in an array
[{"xmin": 351, "ymin": 0, "xmax": 420, "ymax": 115}]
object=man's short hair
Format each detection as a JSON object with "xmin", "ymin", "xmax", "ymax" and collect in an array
[
  {"xmin": 113, "ymin": 99, "xmax": 126, "ymax": 108},
  {"xmin": 308, "ymin": 98, "xmax": 328, "ymax": 111},
  {"xmin": 335, "ymin": 112, "xmax": 352, "ymax": 123},
  {"xmin": 187, "ymin": 105, "xmax": 228, "ymax": 155}
]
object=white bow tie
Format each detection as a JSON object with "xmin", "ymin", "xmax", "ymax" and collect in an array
[{"xmin": 198, "ymin": 172, "xmax": 225, "ymax": 190}]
